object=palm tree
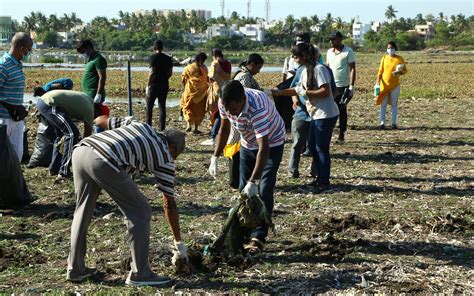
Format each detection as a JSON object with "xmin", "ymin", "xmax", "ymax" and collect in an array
[
  {"xmin": 385, "ymin": 5, "xmax": 398, "ymax": 23},
  {"xmin": 22, "ymin": 12, "xmax": 37, "ymax": 33},
  {"xmin": 48, "ymin": 14, "xmax": 61, "ymax": 31}
]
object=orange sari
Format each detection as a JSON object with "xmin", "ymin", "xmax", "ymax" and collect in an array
[{"xmin": 180, "ymin": 62, "xmax": 209, "ymax": 125}]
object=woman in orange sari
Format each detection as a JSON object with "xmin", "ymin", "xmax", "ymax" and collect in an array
[{"xmin": 181, "ymin": 52, "xmax": 209, "ymax": 134}]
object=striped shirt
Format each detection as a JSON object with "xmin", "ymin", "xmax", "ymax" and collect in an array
[
  {"xmin": 218, "ymin": 88, "xmax": 286, "ymax": 150},
  {"xmin": 0, "ymin": 53, "xmax": 25, "ymax": 119},
  {"xmin": 75, "ymin": 117, "xmax": 176, "ymax": 197}
]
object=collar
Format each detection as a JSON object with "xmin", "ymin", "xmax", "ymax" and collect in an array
[
  {"xmin": 238, "ymin": 93, "xmax": 250, "ymax": 117},
  {"xmin": 332, "ymin": 45, "xmax": 345, "ymax": 53},
  {"xmin": 86, "ymin": 51, "xmax": 99, "ymax": 62},
  {"xmin": 4, "ymin": 52, "xmax": 20, "ymax": 65}
]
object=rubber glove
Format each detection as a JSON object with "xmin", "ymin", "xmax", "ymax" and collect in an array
[
  {"xmin": 208, "ymin": 156, "xmax": 218, "ymax": 178},
  {"xmin": 242, "ymin": 181, "xmax": 259, "ymax": 197}
]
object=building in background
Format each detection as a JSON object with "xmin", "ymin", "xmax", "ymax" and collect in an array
[
  {"xmin": 239, "ymin": 24, "xmax": 265, "ymax": 42},
  {"xmin": 0, "ymin": 16, "xmax": 13, "ymax": 44},
  {"xmin": 352, "ymin": 22, "xmax": 371, "ymax": 42},
  {"xmin": 415, "ymin": 22, "xmax": 434, "ymax": 39},
  {"xmin": 134, "ymin": 9, "xmax": 211, "ymax": 20}
]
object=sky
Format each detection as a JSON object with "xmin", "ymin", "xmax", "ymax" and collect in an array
[{"xmin": 1, "ymin": 0, "xmax": 473, "ymax": 24}]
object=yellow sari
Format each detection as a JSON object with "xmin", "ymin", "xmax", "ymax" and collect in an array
[
  {"xmin": 207, "ymin": 59, "xmax": 232, "ymax": 123},
  {"xmin": 181, "ymin": 62, "xmax": 209, "ymax": 125},
  {"xmin": 376, "ymin": 54, "xmax": 408, "ymax": 105}
]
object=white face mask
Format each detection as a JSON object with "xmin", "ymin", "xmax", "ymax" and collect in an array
[
  {"xmin": 82, "ymin": 53, "xmax": 89, "ymax": 59},
  {"xmin": 387, "ymin": 48, "xmax": 395, "ymax": 56}
]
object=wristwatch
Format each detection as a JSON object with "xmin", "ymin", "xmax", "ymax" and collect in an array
[{"xmin": 249, "ymin": 179, "xmax": 260, "ymax": 186}]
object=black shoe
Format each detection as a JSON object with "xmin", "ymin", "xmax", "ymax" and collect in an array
[
  {"xmin": 336, "ymin": 133, "xmax": 345, "ymax": 144},
  {"xmin": 379, "ymin": 124, "xmax": 385, "ymax": 130},
  {"xmin": 66, "ymin": 267, "xmax": 97, "ymax": 282},
  {"xmin": 302, "ymin": 149, "xmax": 312, "ymax": 157},
  {"xmin": 392, "ymin": 124, "xmax": 398, "ymax": 129},
  {"xmin": 288, "ymin": 171, "xmax": 300, "ymax": 178},
  {"xmin": 313, "ymin": 184, "xmax": 333, "ymax": 194}
]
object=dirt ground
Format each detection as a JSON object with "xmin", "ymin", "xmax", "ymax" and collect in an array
[{"xmin": 1, "ymin": 64, "xmax": 474, "ymax": 293}]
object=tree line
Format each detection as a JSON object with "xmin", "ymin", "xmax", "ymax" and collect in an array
[{"xmin": 12, "ymin": 7, "xmax": 474, "ymax": 51}]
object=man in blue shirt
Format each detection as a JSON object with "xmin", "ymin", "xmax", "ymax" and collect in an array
[
  {"xmin": 33, "ymin": 78, "xmax": 74, "ymax": 97},
  {"xmin": 0, "ymin": 32, "xmax": 33, "ymax": 160}
]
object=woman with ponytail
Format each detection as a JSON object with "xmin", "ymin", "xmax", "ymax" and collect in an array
[{"xmin": 272, "ymin": 43, "xmax": 339, "ymax": 193}]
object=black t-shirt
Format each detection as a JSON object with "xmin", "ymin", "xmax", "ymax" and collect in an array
[{"xmin": 149, "ymin": 52, "xmax": 173, "ymax": 86}]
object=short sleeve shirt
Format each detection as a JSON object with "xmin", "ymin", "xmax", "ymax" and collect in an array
[
  {"xmin": 81, "ymin": 51, "xmax": 107, "ymax": 98},
  {"xmin": 301, "ymin": 64, "xmax": 340, "ymax": 120},
  {"xmin": 326, "ymin": 46, "xmax": 355, "ymax": 87},
  {"xmin": 44, "ymin": 78, "xmax": 73, "ymax": 92},
  {"xmin": 0, "ymin": 53, "xmax": 25, "ymax": 119},
  {"xmin": 149, "ymin": 52, "xmax": 173, "ymax": 86},
  {"xmin": 40, "ymin": 90, "xmax": 94, "ymax": 126},
  {"xmin": 218, "ymin": 88, "xmax": 286, "ymax": 150}
]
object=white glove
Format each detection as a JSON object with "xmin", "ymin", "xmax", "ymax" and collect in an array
[
  {"xmin": 146, "ymin": 86, "xmax": 151, "ymax": 97},
  {"xmin": 171, "ymin": 241, "xmax": 188, "ymax": 266},
  {"xmin": 242, "ymin": 181, "xmax": 259, "ymax": 197},
  {"xmin": 94, "ymin": 94, "xmax": 103, "ymax": 104},
  {"xmin": 294, "ymin": 85, "xmax": 307, "ymax": 97},
  {"xmin": 263, "ymin": 88, "xmax": 273, "ymax": 97},
  {"xmin": 208, "ymin": 156, "xmax": 218, "ymax": 178},
  {"xmin": 348, "ymin": 85, "xmax": 355, "ymax": 97}
]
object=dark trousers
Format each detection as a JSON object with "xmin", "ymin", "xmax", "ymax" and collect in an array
[
  {"xmin": 239, "ymin": 144, "xmax": 284, "ymax": 242},
  {"xmin": 308, "ymin": 116, "xmax": 338, "ymax": 186},
  {"xmin": 36, "ymin": 99, "xmax": 79, "ymax": 177},
  {"xmin": 334, "ymin": 87, "xmax": 348, "ymax": 134},
  {"xmin": 288, "ymin": 118, "xmax": 310, "ymax": 174},
  {"xmin": 146, "ymin": 85, "xmax": 168, "ymax": 131}
]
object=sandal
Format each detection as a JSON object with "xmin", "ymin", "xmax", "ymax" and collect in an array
[{"xmin": 244, "ymin": 238, "xmax": 264, "ymax": 254}]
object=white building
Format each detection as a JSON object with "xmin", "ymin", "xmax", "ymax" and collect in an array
[
  {"xmin": 239, "ymin": 24, "xmax": 265, "ymax": 42},
  {"xmin": 206, "ymin": 24, "xmax": 236, "ymax": 39},
  {"xmin": 415, "ymin": 22, "xmax": 434, "ymax": 39},
  {"xmin": 134, "ymin": 9, "xmax": 211, "ymax": 20},
  {"xmin": 352, "ymin": 22, "xmax": 371, "ymax": 42},
  {"xmin": 182, "ymin": 32, "xmax": 208, "ymax": 45},
  {"xmin": 371, "ymin": 21, "xmax": 382, "ymax": 33},
  {"xmin": 57, "ymin": 32, "xmax": 76, "ymax": 46}
]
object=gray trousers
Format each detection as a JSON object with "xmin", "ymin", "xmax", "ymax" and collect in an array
[
  {"xmin": 68, "ymin": 146, "xmax": 152, "ymax": 276},
  {"xmin": 288, "ymin": 118, "xmax": 310, "ymax": 174}
]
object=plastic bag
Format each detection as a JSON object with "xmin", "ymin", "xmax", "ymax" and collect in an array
[
  {"xmin": 0, "ymin": 125, "xmax": 32, "ymax": 208},
  {"xmin": 27, "ymin": 116, "xmax": 55, "ymax": 168}
]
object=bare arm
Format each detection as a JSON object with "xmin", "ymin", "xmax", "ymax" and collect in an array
[
  {"xmin": 213, "ymin": 118, "xmax": 231, "ymax": 157},
  {"xmin": 349, "ymin": 62, "xmax": 356, "ymax": 86},
  {"xmin": 162, "ymin": 193, "xmax": 182, "ymax": 241},
  {"xmin": 147, "ymin": 67, "xmax": 155, "ymax": 86},
  {"xmin": 93, "ymin": 115, "xmax": 109, "ymax": 130},
  {"xmin": 97, "ymin": 69, "xmax": 106, "ymax": 95},
  {"xmin": 306, "ymin": 84, "xmax": 331, "ymax": 99},
  {"xmin": 250, "ymin": 136, "xmax": 270, "ymax": 181}
]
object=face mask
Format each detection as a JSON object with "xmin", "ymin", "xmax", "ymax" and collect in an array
[
  {"xmin": 82, "ymin": 53, "xmax": 89, "ymax": 60},
  {"xmin": 387, "ymin": 48, "xmax": 395, "ymax": 56}
]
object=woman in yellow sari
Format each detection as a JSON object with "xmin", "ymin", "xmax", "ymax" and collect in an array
[
  {"xmin": 181, "ymin": 52, "xmax": 209, "ymax": 134},
  {"xmin": 375, "ymin": 41, "xmax": 408, "ymax": 129}
]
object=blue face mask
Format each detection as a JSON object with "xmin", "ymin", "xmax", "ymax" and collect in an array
[{"xmin": 21, "ymin": 49, "xmax": 32, "ymax": 62}]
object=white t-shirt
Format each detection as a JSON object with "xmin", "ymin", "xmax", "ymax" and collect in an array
[
  {"xmin": 326, "ymin": 46, "xmax": 355, "ymax": 87},
  {"xmin": 300, "ymin": 64, "xmax": 340, "ymax": 120},
  {"xmin": 281, "ymin": 56, "xmax": 298, "ymax": 79}
]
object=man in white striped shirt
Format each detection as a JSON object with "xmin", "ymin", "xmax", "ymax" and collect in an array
[
  {"xmin": 67, "ymin": 116, "xmax": 187, "ymax": 286},
  {"xmin": 209, "ymin": 80, "xmax": 286, "ymax": 253}
]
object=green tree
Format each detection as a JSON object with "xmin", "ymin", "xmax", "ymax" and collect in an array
[
  {"xmin": 385, "ymin": 5, "xmax": 398, "ymax": 23},
  {"xmin": 39, "ymin": 31, "xmax": 60, "ymax": 47}
]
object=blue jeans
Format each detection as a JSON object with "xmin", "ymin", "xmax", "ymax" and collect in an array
[
  {"xmin": 36, "ymin": 99, "xmax": 79, "ymax": 177},
  {"xmin": 210, "ymin": 112, "xmax": 221, "ymax": 139},
  {"xmin": 239, "ymin": 144, "xmax": 284, "ymax": 242},
  {"xmin": 308, "ymin": 116, "xmax": 338, "ymax": 186},
  {"xmin": 288, "ymin": 118, "xmax": 310, "ymax": 174}
]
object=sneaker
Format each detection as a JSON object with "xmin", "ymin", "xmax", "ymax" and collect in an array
[
  {"xmin": 200, "ymin": 138, "xmax": 215, "ymax": 146},
  {"xmin": 54, "ymin": 174, "xmax": 70, "ymax": 183},
  {"xmin": 392, "ymin": 124, "xmax": 398, "ymax": 129},
  {"xmin": 125, "ymin": 271, "xmax": 171, "ymax": 287},
  {"xmin": 336, "ymin": 133, "xmax": 345, "ymax": 144},
  {"xmin": 302, "ymin": 149, "xmax": 312, "ymax": 157},
  {"xmin": 379, "ymin": 124, "xmax": 385, "ymax": 130},
  {"xmin": 313, "ymin": 184, "xmax": 333, "ymax": 194},
  {"xmin": 244, "ymin": 238, "xmax": 265, "ymax": 254},
  {"xmin": 66, "ymin": 267, "xmax": 97, "ymax": 282}
]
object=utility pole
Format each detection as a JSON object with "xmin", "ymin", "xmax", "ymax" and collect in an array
[
  {"xmin": 247, "ymin": 0, "xmax": 251, "ymax": 19},
  {"xmin": 220, "ymin": 0, "xmax": 225, "ymax": 17},
  {"xmin": 265, "ymin": 0, "xmax": 270, "ymax": 22}
]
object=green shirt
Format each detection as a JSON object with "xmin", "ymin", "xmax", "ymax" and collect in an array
[
  {"xmin": 81, "ymin": 51, "xmax": 107, "ymax": 98},
  {"xmin": 41, "ymin": 90, "xmax": 94, "ymax": 126}
]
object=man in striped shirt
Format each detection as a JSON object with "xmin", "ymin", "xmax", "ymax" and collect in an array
[
  {"xmin": 209, "ymin": 80, "xmax": 286, "ymax": 253},
  {"xmin": 67, "ymin": 117, "xmax": 188, "ymax": 286},
  {"xmin": 0, "ymin": 32, "xmax": 33, "ymax": 160}
]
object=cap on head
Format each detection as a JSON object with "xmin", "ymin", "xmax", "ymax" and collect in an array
[{"xmin": 329, "ymin": 31, "xmax": 344, "ymax": 40}]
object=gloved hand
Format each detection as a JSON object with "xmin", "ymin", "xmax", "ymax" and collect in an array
[
  {"xmin": 171, "ymin": 240, "xmax": 188, "ymax": 266},
  {"xmin": 348, "ymin": 85, "xmax": 355, "ymax": 97},
  {"xmin": 146, "ymin": 86, "xmax": 151, "ymax": 97},
  {"xmin": 94, "ymin": 94, "xmax": 103, "ymax": 104},
  {"xmin": 242, "ymin": 181, "xmax": 259, "ymax": 197},
  {"xmin": 294, "ymin": 85, "xmax": 307, "ymax": 97},
  {"xmin": 208, "ymin": 156, "xmax": 218, "ymax": 178}
]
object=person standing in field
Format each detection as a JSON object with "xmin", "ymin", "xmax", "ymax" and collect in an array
[
  {"xmin": 76, "ymin": 40, "xmax": 107, "ymax": 104},
  {"xmin": 209, "ymin": 80, "xmax": 286, "ymax": 253},
  {"xmin": 146, "ymin": 40, "xmax": 173, "ymax": 131},
  {"xmin": 0, "ymin": 32, "xmax": 33, "ymax": 161},
  {"xmin": 375, "ymin": 41, "xmax": 408, "ymax": 129},
  {"xmin": 180, "ymin": 52, "xmax": 209, "ymax": 134},
  {"xmin": 326, "ymin": 31, "xmax": 356, "ymax": 144}
]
